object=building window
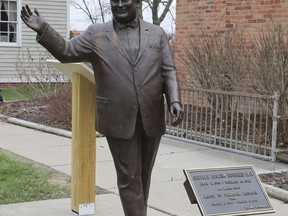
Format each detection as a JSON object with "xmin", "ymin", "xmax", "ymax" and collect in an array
[{"xmin": 0, "ymin": 0, "xmax": 20, "ymax": 46}]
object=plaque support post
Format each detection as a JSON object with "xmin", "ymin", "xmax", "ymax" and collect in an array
[
  {"xmin": 71, "ymin": 73, "xmax": 96, "ymax": 215},
  {"xmin": 46, "ymin": 60, "xmax": 96, "ymax": 216}
]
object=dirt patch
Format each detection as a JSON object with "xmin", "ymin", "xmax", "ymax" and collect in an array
[
  {"xmin": 259, "ymin": 171, "xmax": 288, "ymax": 191},
  {"xmin": 0, "ymin": 99, "xmax": 71, "ymax": 130}
]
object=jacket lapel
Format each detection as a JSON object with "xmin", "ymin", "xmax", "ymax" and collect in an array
[
  {"xmin": 135, "ymin": 19, "xmax": 149, "ymax": 64},
  {"xmin": 105, "ymin": 21, "xmax": 131, "ymax": 61},
  {"xmin": 105, "ymin": 19, "xmax": 150, "ymax": 65}
]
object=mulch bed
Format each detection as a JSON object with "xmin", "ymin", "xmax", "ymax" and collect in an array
[
  {"xmin": 0, "ymin": 99, "xmax": 71, "ymax": 131},
  {"xmin": 259, "ymin": 171, "xmax": 288, "ymax": 191}
]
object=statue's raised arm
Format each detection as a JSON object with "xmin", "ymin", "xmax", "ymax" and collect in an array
[{"xmin": 20, "ymin": 5, "xmax": 47, "ymax": 34}]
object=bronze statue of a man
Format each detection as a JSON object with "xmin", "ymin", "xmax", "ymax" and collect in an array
[{"xmin": 21, "ymin": 1, "xmax": 183, "ymax": 215}]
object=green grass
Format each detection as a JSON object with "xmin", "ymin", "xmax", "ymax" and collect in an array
[
  {"xmin": 0, "ymin": 151, "xmax": 71, "ymax": 205},
  {"xmin": 0, "ymin": 84, "xmax": 63, "ymax": 102},
  {"xmin": 1, "ymin": 87, "xmax": 40, "ymax": 101}
]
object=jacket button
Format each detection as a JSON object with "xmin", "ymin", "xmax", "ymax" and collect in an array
[{"xmin": 132, "ymin": 105, "xmax": 138, "ymax": 109}]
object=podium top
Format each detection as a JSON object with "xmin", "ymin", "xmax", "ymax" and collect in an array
[{"xmin": 46, "ymin": 59, "xmax": 95, "ymax": 84}]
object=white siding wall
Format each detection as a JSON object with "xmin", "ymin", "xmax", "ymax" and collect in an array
[{"xmin": 0, "ymin": 0, "xmax": 68, "ymax": 83}]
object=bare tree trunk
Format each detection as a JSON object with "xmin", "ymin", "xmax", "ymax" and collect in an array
[
  {"xmin": 98, "ymin": 0, "xmax": 105, "ymax": 23},
  {"xmin": 71, "ymin": 0, "xmax": 110, "ymax": 24},
  {"xmin": 143, "ymin": 0, "xmax": 174, "ymax": 26},
  {"xmin": 138, "ymin": 0, "xmax": 143, "ymax": 19},
  {"xmin": 71, "ymin": 0, "xmax": 96, "ymax": 23}
]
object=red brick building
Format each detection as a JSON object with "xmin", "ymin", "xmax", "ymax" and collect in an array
[{"xmin": 175, "ymin": 0, "xmax": 288, "ymax": 86}]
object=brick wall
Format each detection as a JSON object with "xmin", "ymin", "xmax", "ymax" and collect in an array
[{"xmin": 175, "ymin": 0, "xmax": 288, "ymax": 86}]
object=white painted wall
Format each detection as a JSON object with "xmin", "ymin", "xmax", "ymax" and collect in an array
[{"xmin": 0, "ymin": 0, "xmax": 69, "ymax": 83}]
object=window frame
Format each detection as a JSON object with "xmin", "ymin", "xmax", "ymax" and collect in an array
[{"xmin": 0, "ymin": 0, "xmax": 22, "ymax": 47}]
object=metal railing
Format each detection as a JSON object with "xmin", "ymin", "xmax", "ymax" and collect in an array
[{"xmin": 165, "ymin": 88, "xmax": 279, "ymax": 161}]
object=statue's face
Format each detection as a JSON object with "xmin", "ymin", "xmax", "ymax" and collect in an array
[{"xmin": 111, "ymin": 0, "xmax": 138, "ymax": 23}]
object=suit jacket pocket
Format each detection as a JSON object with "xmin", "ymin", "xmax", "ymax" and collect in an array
[
  {"xmin": 96, "ymin": 96, "xmax": 108, "ymax": 104},
  {"xmin": 148, "ymin": 47, "xmax": 160, "ymax": 52},
  {"xmin": 147, "ymin": 43, "xmax": 160, "ymax": 51}
]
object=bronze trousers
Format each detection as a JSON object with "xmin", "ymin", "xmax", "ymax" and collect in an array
[{"xmin": 106, "ymin": 114, "xmax": 161, "ymax": 216}]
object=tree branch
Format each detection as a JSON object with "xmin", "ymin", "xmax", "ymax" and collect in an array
[{"xmin": 157, "ymin": 0, "xmax": 173, "ymax": 26}]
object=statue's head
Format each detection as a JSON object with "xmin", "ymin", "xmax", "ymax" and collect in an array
[{"xmin": 110, "ymin": 0, "xmax": 140, "ymax": 23}]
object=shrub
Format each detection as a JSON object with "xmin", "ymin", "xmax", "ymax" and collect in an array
[
  {"xmin": 15, "ymin": 47, "xmax": 69, "ymax": 99},
  {"xmin": 183, "ymin": 28, "xmax": 249, "ymax": 92},
  {"xmin": 182, "ymin": 21, "xmax": 288, "ymax": 146},
  {"xmin": 46, "ymin": 84, "xmax": 72, "ymax": 131}
]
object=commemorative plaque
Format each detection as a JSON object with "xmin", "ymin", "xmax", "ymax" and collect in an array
[{"xmin": 183, "ymin": 166, "xmax": 275, "ymax": 216}]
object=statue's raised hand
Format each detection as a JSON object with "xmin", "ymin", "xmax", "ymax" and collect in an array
[{"xmin": 21, "ymin": 5, "xmax": 46, "ymax": 34}]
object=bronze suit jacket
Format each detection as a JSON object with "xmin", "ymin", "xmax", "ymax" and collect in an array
[{"xmin": 37, "ymin": 19, "xmax": 181, "ymax": 139}]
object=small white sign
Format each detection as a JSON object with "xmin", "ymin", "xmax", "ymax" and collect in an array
[{"xmin": 79, "ymin": 203, "xmax": 95, "ymax": 216}]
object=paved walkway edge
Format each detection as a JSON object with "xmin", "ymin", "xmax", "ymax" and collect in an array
[
  {"xmin": 0, "ymin": 114, "xmax": 104, "ymax": 138},
  {"xmin": 0, "ymin": 114, "xmax": 71, "ymax": 138},
  {"xmin": 1, "ymin": 113, "xmax": 288, "ymax": 203},
  {"xmin": 263, "ymin": 183, "xmax": 288, "ymax": 203}
]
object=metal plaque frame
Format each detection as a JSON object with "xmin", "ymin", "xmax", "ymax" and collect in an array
[{"xmin": 183, "ymin": 165, "xmax": 275, "ymax": 216}]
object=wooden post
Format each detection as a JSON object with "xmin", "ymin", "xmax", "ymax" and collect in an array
[
  {"xmin": 71, "ymin": 73, "xmax": 96, "ymax": 215},
  {"xmin": 46, "ymin": 60, "xmax": 96, "ymax": 216}
]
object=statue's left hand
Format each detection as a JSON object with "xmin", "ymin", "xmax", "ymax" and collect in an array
[
  {"xmin": 21, "ymin": 5, "xmax": 47, "ymax": 34},
  {"xmin": 170, "ymin": 102, "xmax": 184, "ymax": 126}
]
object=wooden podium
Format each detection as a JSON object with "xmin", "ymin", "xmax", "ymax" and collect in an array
[{"xmin": 47, "ymin": 59, "xmax": 96, "ymax": 215}]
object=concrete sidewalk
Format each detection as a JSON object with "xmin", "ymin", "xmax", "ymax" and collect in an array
[{"xmin": 0, "ymin": 119, "xmax": 288, "ymax": 216}]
